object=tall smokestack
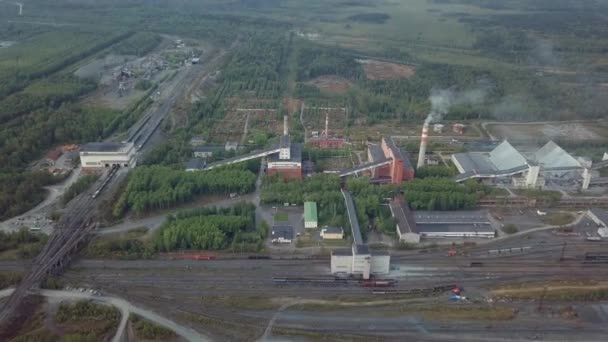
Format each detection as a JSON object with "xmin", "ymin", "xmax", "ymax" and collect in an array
[
  {"xmin": 417, "ymin": 123, "xmax": 429, "ymax": 169},
  {"xmin": 325, "ymin": 112, "xmax": 329, "ymax": 137},
  {"xmin": 283, "ymin": 115, "xmax": 288, "ymax": 136}
]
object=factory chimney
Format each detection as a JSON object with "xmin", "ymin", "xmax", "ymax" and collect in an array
[
  {"xmin": 283, "ymin": 115, "xmax": 289, "ymax": 136},
  {"xmin": 417, "ymin": 123, "xmax": 429, "ymax": 169},
  {"xmin": 325, "ymin": 112, "xmax": 329, "ymax": 137}
]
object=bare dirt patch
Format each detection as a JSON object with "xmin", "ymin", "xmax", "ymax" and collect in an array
[
  {"xmin": 283, "ymin": 97, "xmax": 302, "ymax": 114},
  {"xmin": 306, "ymin": 75, "xmax": 353, "ymax": 94},
  {"xmin": 358, "ymin": 59, "xmax": 416, "ymax": 80}
]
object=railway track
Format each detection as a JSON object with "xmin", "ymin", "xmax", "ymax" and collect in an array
[{"xmin": 0, "ymin": 168, "xmax": 119, "ymax": 325}]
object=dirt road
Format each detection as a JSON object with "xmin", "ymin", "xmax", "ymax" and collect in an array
[{"xmin": 0, "ymin": 288, "xmax": 210, "ymax": 341}]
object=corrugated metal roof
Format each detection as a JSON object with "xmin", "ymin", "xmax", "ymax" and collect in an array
[
  {"xmin": 416, "ymin": 223, "xmax": 494, "ymax": 233},
  {"xmin": 81, "ymin": 142, "xmax": 131, "ymax": 153},
  {"xmin": 384, "ymin": 136, "xmax": 403, "ymax": 159},
  {"xmin": 452, "ymin": 152, "xmax": 497, "ymax": 174},
  {"xmin": 534, "ymin": 141, "xmax": 581, "ymax": 169},
  {"xmin": 304, "ymin": 201, "xmax": 317, "ymax": 222},
  {"xmin": 368, "ymin": 144, "xmax": 385, "ymax": 162},
  {"xmin": 414, "ymin": 210, "xmax": 491, "ymax": 224},
  {"xmin": 489, "ymin": 141, "xmax": 527, "ymax": 170}
]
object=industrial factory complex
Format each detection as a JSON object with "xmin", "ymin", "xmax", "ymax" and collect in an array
[{"xmin": 451, "ymin": 140, "xmax": 608, "ymax": 189}]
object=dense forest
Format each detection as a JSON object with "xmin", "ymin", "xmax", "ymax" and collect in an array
[
  {"xmin": 113, "ymin": 165, "xmax": 257, "ymax": 216},
  {"xmin": 154, "ymin": 202, "xmax": 265, "ymax": 252},
  {"xmin": 403, "ymin": 178, "xmax": 491, "ymax": 210},
  {"xmin": 0, "ymin": 172, "xmax": 66, "ymax": 221}
]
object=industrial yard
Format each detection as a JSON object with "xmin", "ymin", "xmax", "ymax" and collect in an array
[{"xmin": 3, "ymin": 0, "xmax": 608, "ymax": 341}]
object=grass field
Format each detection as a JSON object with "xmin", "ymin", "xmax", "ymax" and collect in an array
[
  {"xmin": 0, "ymin": 31, "xmax": 106, "ymax": 79},
  {"xmin": 274, "ymin": 212, "xmax": 289, "ymax": 222}
]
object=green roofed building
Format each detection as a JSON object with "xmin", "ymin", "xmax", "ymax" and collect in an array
[{"xmin": 304, "ymin": 201, "xmax": 318, "ymax": 229}]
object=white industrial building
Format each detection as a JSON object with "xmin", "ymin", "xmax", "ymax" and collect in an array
[
  {"xmin": 330, "ymin": 244, "xmax": 390, "ymax": 279},
  {"xmin": 452, "ymin": 140, "xmax": 593, "ymax": 189},
  {"xmin": 413, "ymin": 210, "xmax": 496, "ymax": 238},
  {"xmin": 80, "ymin": 142, "xmax": 136, "ymax": 170}
]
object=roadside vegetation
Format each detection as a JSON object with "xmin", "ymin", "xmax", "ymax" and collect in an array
[
  {"xmin": 501, "ymin": 224, "xmax": 519, "ymax": 235},
  {"xmin": 129, "ymin": 313, "xmax": 176, "ymax": 341},
  {"xmin": 0, "ymin": 229, "xmax": 48, "ymax": 260},
  {"xmin": 61, "ymin": 175, "xmax": 100, "ymax": 205},
  {"xmin": 55, "ymin": 300, "xmax": 121, "ymax": 340},
  {"xmin": 0, "ymin": 271, "xmax": 22, "ymax": 289},
  {"xmin": 85, "ymin": 227, "xmax": 153, "ymax": 259},
  {"xmin": 492, "ymin": 280, "xmax": 608, "ymax": 302}
]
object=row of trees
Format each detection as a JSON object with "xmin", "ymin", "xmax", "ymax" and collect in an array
[
  {"xmin": 403, "ymin": 178, "xmax": 489, "ymax": 210},
  {"xmin": 113, "ymin": 165, "xmax": 257, "ymax": 216},
  {"xmin": 415, "ymin": 165, "xmax": 458, "ymax": 179},
  {"xmin": 154, "ymin": 202, "xmax": 265, "ymax": 252}
]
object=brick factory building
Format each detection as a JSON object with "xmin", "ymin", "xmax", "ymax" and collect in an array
[{"xmin": 367, "ymin": 137, "xmax": 415, "ymax": 184}]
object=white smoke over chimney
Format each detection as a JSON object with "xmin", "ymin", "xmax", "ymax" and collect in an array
[
  {"xmin": 424, "ymin": 87, "xmax": 487, "ymax": 125},
  {"xmin": 419, "ymin": 82, "xmax": 490, "ymax": 169}
]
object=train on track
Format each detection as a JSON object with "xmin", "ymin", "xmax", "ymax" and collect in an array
[
  {"xmin": 91, "ymin": 165, "xmax": 120, "ymax": 199},
  {"xmin": 372, "ymin": 284, "xmax": 458, "ymax": 295},
  {"xmin": 582, "ymin": 252, "xmax": 608, "ymax": 264},
  {"xmin": 272, "ymin": 277, "xmax": 397, "ymax": 288},
  {"xmin": 170, "ymin": 253, "xmax": 217, "ymax": 260}
]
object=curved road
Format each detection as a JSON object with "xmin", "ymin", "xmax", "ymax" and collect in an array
[{"xmin": 0, "ymin": 288, "xmax": 211, "ymax": 342}]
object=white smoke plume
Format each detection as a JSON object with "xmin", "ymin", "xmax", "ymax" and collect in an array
[{"xmin": 424, "ymin": 85, "xmax": 489, "ymax": 125}]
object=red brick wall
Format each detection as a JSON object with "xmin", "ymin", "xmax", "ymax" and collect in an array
[{"xmin": 267, "ymin": 167, "xmax": 302, "ymax": 180}]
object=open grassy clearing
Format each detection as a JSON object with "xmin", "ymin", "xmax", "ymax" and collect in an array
[
  {"xmin": 129, "ymin": 313, "xmax": 177, "ymax": 341},
  {"xmin": 273, "ymin": 212, "xmax": 289, "ymax": 222},
  {"xmin": 290, "ymin": 299, "xmax": 515, "ymax": 321},
  {"xmin": 487, "ymin": 122, "xmax": 608, "ymax": 143},
  {"xmin": 540, "ymin": 212, "xmax": 576, "ymax": 226},
  {"xmin": 0, "ymin": 31, "xmax": 104, "ymax": 76},
  {"xmin": 491, "ymin": 280, "xmax": 608, "ymax": 302}
]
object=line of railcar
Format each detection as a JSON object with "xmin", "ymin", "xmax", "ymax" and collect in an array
[{"xmin": 272, "ymin": 277, "xmax": 397, "ymax": 288}]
